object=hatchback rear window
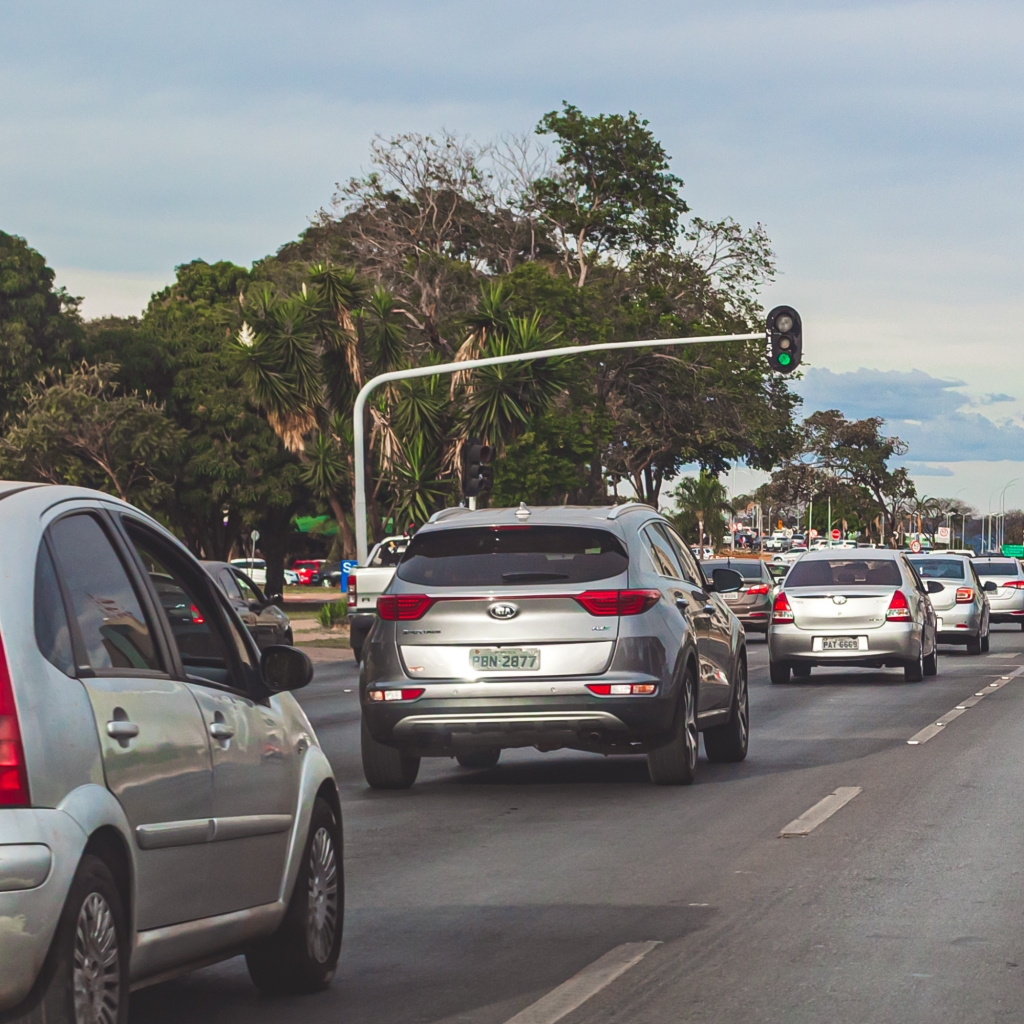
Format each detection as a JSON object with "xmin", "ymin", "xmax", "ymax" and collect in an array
[
  {"xmin": 702, "ymin": 561, "xmax": 763, "ymax": 580},
  {"xmin": 974, "ymin": 561, "xmax": 1020, "ymax": 577},
  {"xmin": 785, "ymin": 558, "xmax": 902, "ymax": 587},
  {"xmin": 909, "ymin": 559, "xmax": 965, "ymax": 580},
  {"xmin": 396, "ymin": 526, "xmax": 628, "ymax": 586}
]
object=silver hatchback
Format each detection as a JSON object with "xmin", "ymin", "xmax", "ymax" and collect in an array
[
  {"xmin": 768, "ymin": 549, "xmax": 939, "ymax": 682},
  {"xmin": 360, "ymin": 504, "xmax": 751, "ymax": 788},
  {"xmin": 0, "ymin": 485, "xmax": 342, "ymax": 1022},
  {"xmin": 907, "ymin": 554, "xmax": 991, "ymax": 653}
]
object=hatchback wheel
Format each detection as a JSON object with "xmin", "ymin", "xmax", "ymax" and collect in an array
[
  {"xmin": 246, "ymin": 797, "xmax": 343, "ymax": 994},
  {"xmin": 769, "ymin": 659, "xmax": 791, "ymax": 685},
  {"xmin": 703, "ymin": 661, "xmax": 748, "ymax": 763},
  {"xmin": 966, "ymin": 631, "xmax": 982, "ymax": 655},
  {"xmin": 647, "ymin": 669, "xmax": 698, "ymax": 785},
  {"xmin": 361, "ymin": 715, "xmax": 420, "ymax": 789},
  {"xmin": 456, "ymin": 748, "xmax": 501, "ymax": 769},
  {"xmin": 981, "ymin": 628, "xmax": 990, "ymax": 652}
]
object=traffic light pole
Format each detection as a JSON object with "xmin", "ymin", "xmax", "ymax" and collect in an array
[{"xmin": 352, "ymin": 330, "xmax": 763, "ymax": 564}]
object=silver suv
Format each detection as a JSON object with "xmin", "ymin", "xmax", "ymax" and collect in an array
[
  {"xmin": 0, "ymin": 485, "xmax": 342, "ymax": 1022},
  {"xmin": 360, "ymin": 504, "xmax": 749, "ymax": 788}
]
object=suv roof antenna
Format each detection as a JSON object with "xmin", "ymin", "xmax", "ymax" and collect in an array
[{"xmin": 515, "ymin": 502, "xmax": 530, "ymax": 521}]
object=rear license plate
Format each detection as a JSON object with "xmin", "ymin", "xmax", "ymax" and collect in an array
[
  {"xmin": 470, "ymin": 648, "xmax": 540, "ymax": 671},
  {"xmin": 724, "ymin": 592, "xmax": 740, "ymax": 601},
  {"xmin": 821, "ymin": 636, "xmax": 859, "ymax": 651}
]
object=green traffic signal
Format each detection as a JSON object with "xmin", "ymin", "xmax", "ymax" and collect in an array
[{"xmin": 766, "ymin": 305, "xmax": 802, "ymax": 374}]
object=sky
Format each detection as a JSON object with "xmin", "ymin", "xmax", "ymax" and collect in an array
[{"xmin": 2, "ymin": 0, "xmax": 1022, "ymax": 514}]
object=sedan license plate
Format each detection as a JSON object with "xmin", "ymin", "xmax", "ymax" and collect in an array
[
  {"xmin": 821, "ymin": 636, "xmax": 859, "ymax": 651},
  {"xmin": 470, "ymin": 648, "xmax": 540, "ymax": 671}
]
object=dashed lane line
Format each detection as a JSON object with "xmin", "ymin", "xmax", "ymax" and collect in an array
[
  {"xmin": 503, "ymin": 942, "xmax": 661, "ymax": 1024},
  {"xmin": 907, "ymin": 666, "xmax": 1024, "ymax": 745},
  {"xmin": 779, "ymin": 787, "xmax": 862, "ymax": 838}
]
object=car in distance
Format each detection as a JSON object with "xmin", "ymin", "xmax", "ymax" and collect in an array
[
  {"xmin": 701, "ymin": 557, "xmax": 775, "ymax": 635},
  {"xmin": 360, "ymin": 504, "xmax": 750, "ymax": 789},
  {"xmin": 292, "ymin": 559, "xmax": 327, "ymax": 586},
  {"xmin": 768, "ymin": 549, "xmax": 938, "ymax": 683},
  {"xmin": 231, "ymin": 557, "xmax": 267, "ymax": 585},
  {"xmin": 347, "ymin": 535, "xmax": 413, "ymax": 663},
  {"xmin": 0, "ymin": 484, "xmax": 342, "ymax": 1020},
  {"xmin": 907, "ymin": 554, "xmax": 991, "ymax": 653},
  {"xmin": 972, "ymin": 557, "xmax": 1024, "ymax": 628},
  {"xmin": 204, "ymin": 561, "xmax": 295, "ymax": 649}
]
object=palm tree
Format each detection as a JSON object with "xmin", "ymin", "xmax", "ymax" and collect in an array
[{"xmin": 671, "ymin": 471, "xmax": 734, "ymax": 552}]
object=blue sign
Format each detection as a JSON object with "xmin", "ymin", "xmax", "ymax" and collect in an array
[{"xmin": 339, "ymin": 560, "xmax": 358, "ymax": 593}]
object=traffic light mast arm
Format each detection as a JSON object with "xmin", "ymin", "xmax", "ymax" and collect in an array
[{"xmin": 352, "ymin": 330, "xmax": 762, "ymax": 563}]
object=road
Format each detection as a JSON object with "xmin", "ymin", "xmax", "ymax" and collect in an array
[{"xmin": 131, "ymin": 628, "xmax": 1024, "ymax": 1024}]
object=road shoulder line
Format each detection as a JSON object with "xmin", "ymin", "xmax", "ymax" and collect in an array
[
  {"xmin": 907, "ymin": 666, "xmax": 1024, "ymax": 745},
  {"xmin": 780, "ymin": 786, "xmax": 862, "ymax": 838}
]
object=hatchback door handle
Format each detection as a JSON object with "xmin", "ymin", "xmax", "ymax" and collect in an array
[
  {"xmin": 209, "ymin": 722, "xmax": 235, "ymax": 740},
  {"xmin": 106, "ymin": 720, "xmax": 139, "ymax": 740}
]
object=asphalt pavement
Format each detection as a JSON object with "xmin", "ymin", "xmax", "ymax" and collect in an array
[{"xmin": 131, "ymin": 627, "xmax": 1024, "ymax": 1024}]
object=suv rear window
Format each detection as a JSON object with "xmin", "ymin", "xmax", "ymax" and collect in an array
[
  {"xmin": 397, "ymin": 526, "xmax": 628, "ymax": 586},
  {"xmin": 975, "ymin": 561, "xmax": 1019, "ymax": 576},
  {"xmin": 910, "ymin": 559, "xmax": 965, "ymax": 580},
  {"xmin": 785, "ymin": 558, "xmax": 902, "ymax": 587}
]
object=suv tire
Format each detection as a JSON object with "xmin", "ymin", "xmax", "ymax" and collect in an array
[
  {"xmin": 703, "ymin": 661, "xmax": 749, "ymax": 763},
  {"xmin": 361, "ymin": 716, "xmax": 420, "ymax": 789},
  {"xmin": 21, "ymin": 854, "xmax": 129, "ymax": 1024},
  {"xmin": 647, "ymin": 669, "xmax": 698, "ymax": 785},
  {"xmin": 246, "ymin": 797, "xmax": 343, "ymax": 994},
  {"xmin": 769, "ymin": 659, "xmax": 790, "ymax": 685},
  {"xmin": 456, "ymin": 749, "xmax": 501, "ymax": 769}
]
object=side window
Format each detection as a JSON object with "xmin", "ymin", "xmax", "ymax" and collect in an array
[
  {"xmin": 234, "ymin": 572, "xmax": 261, "ymax": 604},
  {"xmin": 124, "ymin": 523, "xmax": 259, "ymax": 690},
  {"xmin": 34, "ymin": 543, "xmax": 75, "ymax": 677},
  {"xmin": 662, "ymin": 525, "xmax": 703, "ymax": 586},
  {"xmin": 643, "ymin": 524, "xmax": 684, "ymax": 580},
  {"xmin": 217, "ymin": 568, "xmax": 243, "ymax": 601},
  {"xmin": 47, "ymin": 515, "xmax": 161, "ymax": 674}
]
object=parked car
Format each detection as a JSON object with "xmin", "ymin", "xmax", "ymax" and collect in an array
[
  {"xmin": 284, "ymin": 567, "xmax": 300, "ymax": 585},
  {"xmin": 701, "ymin": 557, "xmax": 775, "ymax": 635},
  {"xmin": 360, "ymin": 504, "xmax": 749, "ymax": 789},
  {"xmin": 204, "ymin": 561, "xmax": 294, "ymax": 648},
  {"xmin": 231, "ymin": 557, "xmax": 267, "ymax": 585},
  {"xmin": 972, "ymin": 556, "xmax": 1024, "ymax": 628},
  {"xmin": 0, "ymin": 484, "xmax": 341, "ymax": 1021},
  {"xmin": 347, "ymin": 535, "xmax": 412, "ymax": 662},
  {"xmin": 292, "ymin": 559, "xmax": 327, "ymax": 585},
  {"xmin": 768, "ymin": 549, "xmax": 939, "ymax": 683},
  {"xmin": 907, "ymin": 553, "xmax": 991, "ymax": 653}
]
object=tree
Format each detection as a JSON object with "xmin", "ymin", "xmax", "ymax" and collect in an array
[
  {"xmin": 534, "ymin": 103, "xmax": 689, "ymax": 287},
  {"xmin": 670, "ymin": 471, "xmax": 733, "ymax": 551}
]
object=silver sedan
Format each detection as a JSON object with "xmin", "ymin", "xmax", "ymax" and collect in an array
[
  {"xmin": 907, "ymin": 553, "xmax": 990, "ymax": 653},
  {"xmin": 768, "ymin": 550, "xmax": 938, "ymax": 683}
]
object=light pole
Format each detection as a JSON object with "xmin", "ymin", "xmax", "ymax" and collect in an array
[{"xmin": 351, "ymin": 330, "xmax": 762, "ymax": 564}]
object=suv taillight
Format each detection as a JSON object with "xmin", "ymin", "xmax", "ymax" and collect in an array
[
  {"xmin": 377, "ymin": 594, "xmax": 434, "ymax": 621},
  {"xmin": 574, "ymin": 590, "xmax": 661, "ymax": 616},
  {"xmin": 886, "ymin": 590, "xmax": 912, "ymax": 620},
  {"xmin": 955, "ymin": 587, "xmax": 974, "ymax": 604},
  {"xmin": 746, "ymin": 583, "xmax": 770, "ymax": 595},
  {"xmin": 772, "ymin": 592, "xmax": 794, "ymax": 623},
  {"xmin": 347, "ymin": 574, "xmax": 357, "ymax": 609},
  {"xmin": 0, "ymin": 638, "xmax": 29, "ymax": 807}
]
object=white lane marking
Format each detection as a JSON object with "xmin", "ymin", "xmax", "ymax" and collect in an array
[
  {"xmin": 503, "ymin": 942, "xmax": 661, "ymax": 1024},
  {"xmin": 780, "ymin": 787, "xmax": 862, "ymax": 838},
  {"xmin": 908, "ymin": 666, "xmax": 1024, "ymax": 745},
  {"xmin": 989, "ymin": 653, "xmax": 1019, "ymax": 658}
]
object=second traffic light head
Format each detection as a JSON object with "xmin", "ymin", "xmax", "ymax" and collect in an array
[
  {"xmin": 463, "ymin": 436, "xmax": 494, "ymax": 497},
  {"xmin": 766, "ymin": 305, "xmax": 802, "ymax": 374}
]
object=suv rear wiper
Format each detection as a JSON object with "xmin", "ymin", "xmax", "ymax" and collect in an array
[{"xmin": 501, "ymin": 571, "xmax": 570, "ymax": 583}]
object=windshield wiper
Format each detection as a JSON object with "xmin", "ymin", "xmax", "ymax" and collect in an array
[{"xmin": 501, "ymin": 571, "xmax": 570, "ymax": 583}]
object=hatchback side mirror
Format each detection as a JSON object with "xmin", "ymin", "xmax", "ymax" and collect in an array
[
  {"xmin": 711, "ymin": 568, "xmax": 744, "ymax": 593},
  {"xmin": 984, "ymin": 580, "xmax": 998, "ymax": 592},
  {"xmin": 261, "ymin": 645, "xmax": 313, "ymax": 693},
  {"xmin": 926, "ymin": 580, "xmax": 944, "ymax": 594}
]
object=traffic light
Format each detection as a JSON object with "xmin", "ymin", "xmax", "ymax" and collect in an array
[
  {"xmin": 766, "ymin": 305, "xmax": 802, "ymax": 374},
  {"xmin": 463, "ymin": 436, "xmax": 494, "ymax": 497}
]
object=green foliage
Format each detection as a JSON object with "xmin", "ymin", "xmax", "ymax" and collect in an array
[
  {"xmin": 670, "ymin": 471, "xmax": 734, "ymax": 550},
  {"xmin": 316, "ymin": 601, "xmax": 347, "ymax": 629}
]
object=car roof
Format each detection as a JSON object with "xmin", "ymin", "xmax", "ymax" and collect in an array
[
  {"xmin": 908, "ymin": 553, "xmax": 969, "ymax": 560},
  {"xmin": 418, "ymin": 504, "xmax": 661, "ymax": 535},
  {"xmin": 798, "ymin": 548, "xmax": 898, "ymax": 561}
]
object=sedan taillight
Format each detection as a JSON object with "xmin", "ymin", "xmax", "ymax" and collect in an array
[
  {"xmin": 377, "ymin": 595, "xmax": 434, "ymax": 620},
  {"xmin": 886, "ymin": 590, "xmax": 912, "ymax": 620},
  {"xmin": 574, "ymin": 590, "xmax": 661, "ymax": 616},
  {"xmin": 955, "ymin": 587, "xmax": 975, "ymax": 604},
  {"xmin": 0, "ymin": 637, "xmax": 29, "ymax": 807},
  {"xmin": 746, "ymin": 583, "xmax": 770, "ymax": 595},
  {"xmin": 772, "ymin": 592, "xmax": 794, "ymax": 623},
  {"xmin": 1001, "ymin": 580, "xmax": 1024, "ymax": 589}
]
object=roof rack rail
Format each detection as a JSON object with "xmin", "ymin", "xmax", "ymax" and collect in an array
[
  {"xmin": 426, "ymin": 507, "xmax": 474, "ymax": 524},
  {"xmin": 606, "ymin": 502, "xmax": 652, "ymax": 520}
]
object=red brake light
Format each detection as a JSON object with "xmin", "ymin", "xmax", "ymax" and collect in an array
[
  {"xmin": 377, "ymin": 594, "xmax": 434, "ymax": 621},
  {"xmin": 1001, "ymin": 580, "xmax": 1024, "ymax": 589},
  {"xmin": 746, "ymin": 583, "xmax": 770, "ymax": 595},
  {"xmin": 886, "ymin": 590, "xmax": 912, "ymax": 620},
  {"xmin": 189, "ymin": 603, "xmax": 205, "ymax": 624},
  {"xmin": 347, "ymin": 574, "xmax": 357, "ymax": 609},
  {"xmin": 772, "ymin": 592, "xmax": 794, "ymax": 623},
  {"xmin": 955, "ymin": 587, "xmax": 974, "ymax": 604},
  {"xmin": 0, "ymin": 637, "xmax": 29, "ymax": 807},
  {"xmin": 586, "ymin": 683, "xmax": 657, "ymax": 696},
  {"xmin": 574, "ymin": 590, "xmax": 660, "ymax": 616}
]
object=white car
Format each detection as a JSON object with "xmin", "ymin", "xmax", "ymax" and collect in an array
[{"xmin": 231, "ymin": 557, "xmax": 267, "ymax": 585}]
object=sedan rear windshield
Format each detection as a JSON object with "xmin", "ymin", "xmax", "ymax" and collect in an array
[
  {"xmin": 396, "ymin": 526, "xmax": 628, "ymax": 587},
  {"xmin": 702, "ymin": 561, "xmax": 763, "ymax": 580},
  {"xmin": 974, "ymin": 561, "xmax": 1020, "ymax": 577},
  {"xmin": 785, "ymin": 558, "xmax": 902, "ymax": 587},
  {"xmin": 909, "ymin": 559, "xmax": 965, "ymax": 580}
]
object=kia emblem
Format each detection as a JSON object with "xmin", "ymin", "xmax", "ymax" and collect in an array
[{"xmin": 489, "ymin": 603, "xmax": 519, "ymax": 620}]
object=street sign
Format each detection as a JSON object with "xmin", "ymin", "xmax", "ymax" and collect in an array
[
  {"xmin": 809, "ymin": 529, "xmax": 818, "ymax": 539},
  {"xmin": 251, "ymin": 529, "xmax": 260, "ymax": 542},
  {"xmin": 831, "ymin": 529, "xmax": 841, "ymax": 541},
  {"xmin": 910, "ymin": 540, "xmax": 922, "ymax": 553},
  {"xmin": 1001, "ymin": 544, "xmax": 1024, "ymax": 557},
  {"xmin": 936, "ymin": 526, "xmax": 950, "ymax": 542}
]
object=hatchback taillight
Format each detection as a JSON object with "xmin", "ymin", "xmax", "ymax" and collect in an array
[
  {"xmin": 574, "ymin": 590, "xmax": 661, "ymax": 616},
  {"xmin": 377, "ymin": 594, "xmax": 434, "ymax": 621},
  {"xmin": 347, "ymin": 574, "xmax": 357, "ymax": 609},
  {"xmin": 0, "ymin": 637, "xmax": 29, "ymax": 807},
  {"xmin": 955, "ymin": 587, "xmax": 974, "ymax": 604},
  {"xmin": 772, "ymin": 592, "xmax": 794, "ymax": 623},
  {"xmin": 886, "ymin": 590, "xmax": 912, "ymax": 620},
  {"xmin": 746, "ymin": 583, "xmax": 770, "ymax": 595}
]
